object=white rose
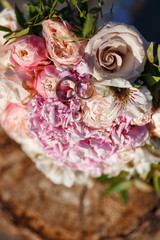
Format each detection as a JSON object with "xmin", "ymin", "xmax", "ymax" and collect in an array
[
  {"xmin": 85, "ymin": 22, "xmax": 147, "ymax": 85},
  {"xmin": 0, "ymin": 9, "xmax": 19, "ymax": 45},
  {"xmin": 0, "ymin": 9, "xmax": 20, "ymax": 73}
]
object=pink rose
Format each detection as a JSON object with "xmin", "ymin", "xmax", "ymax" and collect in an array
[
  {"xmin": 10, "ymin": 35, "xmax": 48, "ymax": 70},
  {"xmin": 34, "ymin": 65, "xmax": 60, "ymax": 98},
  {"xmin": 42, "ymin": 19, "xmax": 86, "ymax": 66},
  {"xmin": 151, "ymin": 108, "xmax": 160, "ymax": 138},
  {"xmin": 1, "ymin": 103, "xmax": 30, "ymax": 136}
]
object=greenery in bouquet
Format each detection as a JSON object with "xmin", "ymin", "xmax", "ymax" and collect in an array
[{"xmin": 0, "ymin": 0, "xmax": 160, "ymax": 201}]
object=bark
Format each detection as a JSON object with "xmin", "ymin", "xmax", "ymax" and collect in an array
[{"xmin": 0, "ymin": 126, "xmax": 160, "ymax": 240}]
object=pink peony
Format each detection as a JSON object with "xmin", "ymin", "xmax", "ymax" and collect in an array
[
  {"xmin": 28, "ymin": 95, "xmax": 148, "ymax": 177},
  {"xmin": 34, "ymin": 65, "xmax": 60, "ymax": 98},
  {"xmin": 10, "ymin": 35, "xmax": 48, "ymax": 70},
  {"xmin": 42, "ymin": 19, "xmax": 86, "ymax": 66},
  {"xmin": 1, "ymin": 103, "xmax": 30, "ymax": 136}
]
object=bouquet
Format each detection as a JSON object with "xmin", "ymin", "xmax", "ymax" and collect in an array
[{"xmin": 0, "ymin": 0, "xmax": 160, "ymax": 194}]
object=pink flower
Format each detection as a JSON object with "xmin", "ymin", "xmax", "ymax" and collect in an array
[
  {"xmin": 34, "ymin": 65, "xmax": 60, "ymax": 98},
  {"xmin": 150, "ymin": 108, "xmax": 160, "ymax": 138},
  {"xmin": 1, "ymin": 103, "xmax": 30, "ymax": 136},
  {"xmin": 28, "ymin": 95, "xmax": 148, "ymax": 176},
  {"xmin": 42, "ymin": 19, "xmax": 86, "ymax": 66},
  {"xmin": 10, "ymin": 35, "xmax": 48, "ymax": 70}
]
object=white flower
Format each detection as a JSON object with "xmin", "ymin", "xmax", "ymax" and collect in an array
[
  {"xmin": 94, "ymin": 82, "xmax": 152, "ymax": 124},
  {"xmin": 0, "ymin": 69, "xmax": 31, "ymax": 104},
  {"xmin": 104, "ymin": 147, "xmax": 159, "ymax": 179},
  {"xmin": 0, "ymin": 9, "xmax": 20, "ymax": 73},
  {"xmin": 0, "ymin": 9, "xmax": 19, "ymax": 45}
]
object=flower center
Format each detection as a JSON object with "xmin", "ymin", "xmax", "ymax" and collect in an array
[
  {"xmin": 111, "ymin": 87, "xmax": 130, "ymax": 105},
  {"xmin": 18, "ymin": 49, "xmax": 28, "ymax": 58}
]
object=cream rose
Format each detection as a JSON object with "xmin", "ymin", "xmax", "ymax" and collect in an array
[
  {"xmin": 82, "ymin": 91, "xmax": 113, "ymax": 129},
  {"xmin": 0, "ymin": 9, "xmax": 19, "ymax": 45},
  {"xmin": 0, "ymin": 9, "xmax": 20, "ymax": 73},
  {"xmin": 85, "ymin": 22, "xmax": 147, "ymax": 82}
]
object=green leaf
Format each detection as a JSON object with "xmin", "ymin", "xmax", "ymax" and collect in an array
[
  {"xmin": 40, "ymin": 0, "xmax": 45, "ymax": 11},
  {"xmin": 89, "ymin": 7, "xmax": 101, "ymax": 14},
  {"xmin": 81, "ymin": 0, "xmax": 88, "ymax": 3},
  {"xmin": 147, "ymin": 42, "xmax": 154, "ymax": 63},
  {"xmin": 5, "ymin": 28, "xmax": 30, "ymax": 41},
  {"xmin": 110, "ymin": 1, "xmax": 114, "ymax": 14},
  {"xmin": 157, "ymin": 45, "xmax": 160, "ymax": 66},
  {"xmin": 58, "ymin": 0, "xmax": 65, "ymax": 3},
  {"xmin": 134, "ymin": 180, "xmax": 153, "ymax": 192},
  {"xmin": 103, "ymin": 180, "xmax": 131, "ymax": 195},
  {"xmin": 82, "ymin": 13, "xmax": 93, "ymax": 38},
  {"xmin": 145, "ymin": 143, "xmax": 156, "ymax": 152},
  {"xmin": 3, "ymin": 32, "xmax": 12, "ymax": 39},
  {"xmin": 72, "ymin": 0, "xmax": 77, "ymax": 6},
  {"xmin": 0, "ymin": 25, "xmax": 12, "ymax": 33},
  {"xmin": 15, "ymin": 4, "xmax": 26, "ymax": 28},
  {"xmin": 144, "ymin": 75, "xmax": 160, "ymax": 87},
  {"xmin": 97, "ymin": 174, "xmax": 109, "ymax": 183},
  {"xmin": 120, "ymin": 191, "xmax": 128, "ymax": 204},
  {"xmin": 153, "ymin": 175, "xmax": 160, "ymax": 196}
]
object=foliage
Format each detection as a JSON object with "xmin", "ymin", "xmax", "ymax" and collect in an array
[
  {"xmin": 141, "ymin": 42, "xmax": 160, "ymax": 109},
  {"xmin": 0, "ymin": 0, "xmax": 106, "ymax": 43}
]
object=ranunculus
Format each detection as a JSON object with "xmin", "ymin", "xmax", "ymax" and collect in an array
[
  {"xmin": 34, "ymin": 65, "xmax": 60, "ymax": 98},
  {"xmin": 151, "ymin": 108, "xmax": 160, "ymax": 137},
  {"xmin": 42, "ymin": 19, "xmax": 86, "ymax": 66},
  {"xmin": 1, "ymin": 103, "xmax": 30, "ymax": 136},
  {"xmin": 10, "ymin": 35, "xmax": 48, "ymax": 70},
  {"xmin": 85, "ymin": 22, "xmax": 147, "ymax": 83}
]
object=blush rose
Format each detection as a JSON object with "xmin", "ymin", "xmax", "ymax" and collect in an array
[
  {"xmin": 85, "ymin": 22, "xmax": 147, "ymax": 82},
  {"xmin": 34, "ymin": 65, "xmax": 60, "ymax": 98}
]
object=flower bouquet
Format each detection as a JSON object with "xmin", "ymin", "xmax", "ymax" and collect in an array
[{"xmin": 0, "ymin": 0, "xmax": 160, "ymax": 194}]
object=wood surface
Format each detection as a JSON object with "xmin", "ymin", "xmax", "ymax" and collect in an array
[{"xmin": 0, "ymin": 127, "xmax": 160, "ymax": 240}]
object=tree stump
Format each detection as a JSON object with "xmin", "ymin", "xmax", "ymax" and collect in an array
[{"xmin": 0, "ymin": 126, "xmax": 160, "ymax": 240}]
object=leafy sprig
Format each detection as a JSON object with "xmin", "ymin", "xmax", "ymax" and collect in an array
[{"xmin": 0, "ymin": 0, "xmax": 105, "ymax": 43}]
